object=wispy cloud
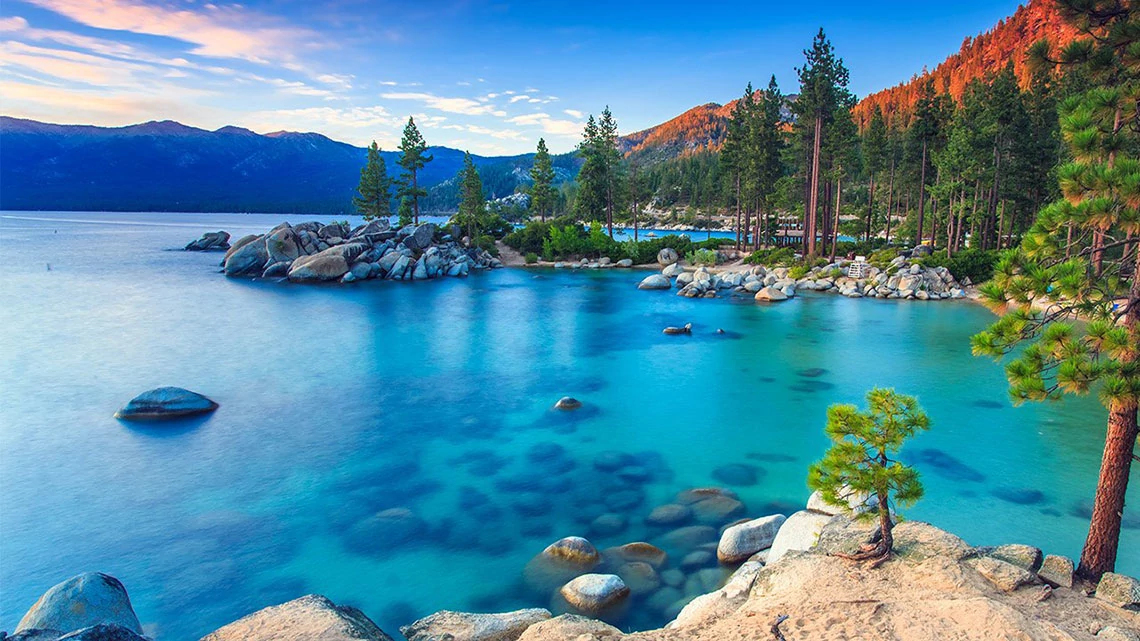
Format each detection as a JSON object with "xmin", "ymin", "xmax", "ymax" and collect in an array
[
  {"xmin": 507, "ymin": 112, "xmax": 582, "ymax": 137},
  {"xmin": 564, "ymin": 109, "xmax": 584, "ymax": 118},
  {"xmin": 23, "ymin": 0, "xmax": 318, "ymax": 64},
  {"xmin": 382, "ymin": 91, "xmax": 506, "ymax": 117}
]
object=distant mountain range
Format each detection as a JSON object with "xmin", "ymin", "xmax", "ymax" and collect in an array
[
  {"xmin": 0, "ymin": 0, "xmax": 1079, "ymax": 213},
  {"xmin": 0, "ymin": 117, "xmax": 539, "ymax": 213}
]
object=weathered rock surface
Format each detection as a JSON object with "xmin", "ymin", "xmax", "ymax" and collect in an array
[
  {"xmin": 288, "ymin": 248, "xmax": 350, "ymax": 282},
  {"xmin": 1097, "ymin": 572, "xmax": 1140, "ymax": 609},
  {"xmin": 716, "ymin": 515, "xmax": 787, "ymax": 564},
  {"xmin": 51, "ymin": 624, "xmax": 149, "ymax": 641},
  {"xmin": 554, "ymin": 397, "xmax": 582, "ymax": 410},
  {"xmin": 15, "ymin": 573, "xmax": 142, "ymax": 636},
  {"xmin": 1038, "ymin": 554, "xmax": 1075, "ymax": 588},
  {"xmin": 657, "ymin": 248, "xmax": 679, "ymax": 266},
  {"xmin": 965, "ymin": 556, "xmax": 1038, "ymax": 592},
  {"xmin": 524, "ymin": 537, "xmax": 602, "ymax": 593},
  {"xmin": 400, "ymin": 609, "xmax": 551, "ymax": 641},
  {"xmin": 199, "ymin": 594, "xmax": 393, "ymax": 641},
  {"xmin": 766, "ymin": 510, "xmax": 834, "ymax": 563},
  {"xmin": 516, "ymin": 614, "xmax": 622, "ymax": 641},
  {"xmin": 754, "ymin": 286, "xmax": 787, "ymax": 302},
  {"xmin": 114, "ymin": 387, "xmax": 217, "ymax": 420}
]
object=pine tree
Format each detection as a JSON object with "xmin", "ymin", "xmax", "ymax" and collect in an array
[
  {"xmin": 574, "ymin": 115, "xmax": 605, "ymax": 222},
  {"xmin": 397, "ymin": 196, "xmax": 413, "ymax": 228},
  {"xmin": 353, "ymin": 141, "xmax": 391, "ymax": 221},
  {"xmin": 795, "ymin": 29, "xmax": 853, "ymax": 257},
  {"xmin": 453, "ymin": 152, "xmax": 486, "ymax": 242},
  {"xmin": 752, "ymin": 75, "xmax": 786, "ymax": 248},
  {"xmin": 808, "ymin": 388, "xmax": 930, "ymax": 564},
  {"xmin": 972, "ymin": 0, "xmax": 1139, "ymax": 582},
  {"xmin": 397, "ymin": 117, "xmax": 433, "ymax": 225},
  {"xmin": 529, "ymin": 138, "xmax": 556, "ymax": 222},
  {"xmin": 909, "ymin": 79, "xmax": 942, "ymax": 246},
  {"xmin": 597, "ymin": 107, "xmax": 624, "ymax": 237},
  {"xmin": 722, "ymin": 83, "xmax": 753, "ymax": 250},
  {"xmin": 863, "ymin": 107, "xmax": 888, "ymax": 242}
]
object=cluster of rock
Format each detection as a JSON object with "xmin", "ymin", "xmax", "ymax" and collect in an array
[
  {"xmin": 638, "ymin": 250, "xmax": 968, "ymax": 304},
  {"xmin": 553, "ymin": 258, "xmax": 634, "ymax": 270},
  {"xmin": 183, "ymin": 231, "xmax": 230, "ymax": 252},
  {"xmin": 198, "ymin": 219, "xmax": 501, "ymax": 283},
  {"xmin": 11, "ymin": 498, "xmax": 1140, "ymax": 641}
]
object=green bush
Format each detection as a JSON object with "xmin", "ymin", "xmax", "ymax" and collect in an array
[
  {"xmin": 503, "ymin": 221, "xmax": 550, "ymax": 255},
  {"xmin": 686, "ymin": 248, "xmax": 717, "ymax": 266},
  {"xmin": 919, "ymin": 248, "xmax": 999, "ymax": 284},
  {"xmin": 745, "ymin": 247, "xmax": 797, "ymax": 266},
  {"xmin": 788, "ymin": 264, "xmax": 810, "ymax": 280},
  {"xmin": 524, "ymin": 252, "xmax": 538, "ymax": 264},
  {"xmin": 867, "ymin": 248, "xmax": 901, "ymax": 269}
]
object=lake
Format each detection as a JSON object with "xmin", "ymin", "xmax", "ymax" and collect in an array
[{"xmin": 1, "ymin": 211, "xmax": 1135, "ymax": 640}]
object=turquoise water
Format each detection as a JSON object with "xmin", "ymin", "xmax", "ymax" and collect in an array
[{"xmin": 1, "ymin": 212, "xmax": 1136, "ymax": 639}]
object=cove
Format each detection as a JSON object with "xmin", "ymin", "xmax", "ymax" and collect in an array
[{"xmin": 0, "ymin": 212, "xmax": 1135, "ymax": 639}]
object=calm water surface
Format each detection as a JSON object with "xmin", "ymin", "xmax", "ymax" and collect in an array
[{"xmin": 1, "ymin": 212, "xmax": 1136, "ymax": 639}]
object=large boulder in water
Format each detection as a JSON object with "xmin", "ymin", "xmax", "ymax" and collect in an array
[
  {"xmin": 265, "ymin": 225, "xmax": 301, "ymax": 264},
  {"xmin": 288, "ymin": 248, "xmax": 350, "ymax": 282},
  {"xmin": 717, "ymin": 514, "xmax": 787, "ymax": 563},
  {"xmin": 185, "ymin": 231, "xmax": 230, "ymax": 251},
  {"xmin": 523, "ymin": 537, "xmax": 601, "ymax": 593},
  {"xmin": 221, "ymin": 234, "xmax": 260, "ymax": 264},
  {"xmin": 223, "ymin": 236, "xmax": 268, "ymax": 276},
  {"xmin": 400, "ymin": 609, "xmax": 551, "ymax": 641},
  {"xmin": 638, "ymin": 274, "xmax": 671, "ymax": 290},
  {"xmin": 199, "ymin": 594, "xmax": 394, "ymax": 641},
  {"xmin": 403, "ymin": 223, "xmax": 437, "ymax": 251},
  {"xmin": 15, "ymin": 573, "xmax": 142, "ymax": 636},
  {"xmin": 114, "ymin": 387, "xmax": 218, "ymax": 420},
  {"xmin": 558, "ymin": 574, "xmax": 630, "ymax": 617}
]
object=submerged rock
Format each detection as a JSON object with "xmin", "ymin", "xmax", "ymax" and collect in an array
[
  {"xmin": 114, "ymin": 387, "xmax": 218, "ymax": 420},
  {"xmin": 16, "ymin": 573, "xmax": 142, "ymax": 636},
  {"xmin": 553, "ymin": 397, "xmax": 582, "ymax": 411},
  {"xmin": 559, "ymin": 574, "xmax": 630, "ymax": 617},
  {"xmin": 524, "ymin": 537, "xmax": 602, "ymax": 593},
  {"xmin": 199, "ymin": 594, "xmax": 393, "ymax": 641},
  {"xmin": 400, "ymin": 608, "xmax": 550, "ymax": 641},
  {"xmin": 662, "ymin": 323, "xmax": 692, "ymax": 335}
]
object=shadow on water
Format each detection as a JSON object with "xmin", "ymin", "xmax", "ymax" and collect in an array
[
  {"xmin": 990, "ymin": 487, "xmax": 1047, "ymax": 506},
  {"xmin": 972, "ymin": 399, "xmax": 1006, "ymax": 410},
  {"xmin": 118, "ymin": 413, "xmax": 216, "ymax": 436},
  {"xmin": 902, "ymin": 448, "xmax": 986, "ymax": 483},
  {"xmin": 787, "ymin": 380, "xmax": 836, "ymax": 394}
]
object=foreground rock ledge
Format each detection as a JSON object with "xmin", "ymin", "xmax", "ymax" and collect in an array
[{"xmin": 199, "ymin": 595, "xmax": 393, "ymax": 641}]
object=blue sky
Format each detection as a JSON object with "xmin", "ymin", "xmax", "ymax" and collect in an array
[{"xmin": 0, "ymin": 0, "xmax": 1024, "ymax": 155}]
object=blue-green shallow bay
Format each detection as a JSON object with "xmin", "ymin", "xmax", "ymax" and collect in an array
[{"xmin": 1, "ymin": 212, "xmax": 1136, "ymax": 639}]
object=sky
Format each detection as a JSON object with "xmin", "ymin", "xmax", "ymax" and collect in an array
[{"xmin": 0, "ymin": 0, "xmax": 1027, "ymax": 156}]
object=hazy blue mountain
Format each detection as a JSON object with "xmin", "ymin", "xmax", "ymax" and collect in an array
[{"xmin": 0, "ymin": 117, "xmax": 543, "ymax": 214}]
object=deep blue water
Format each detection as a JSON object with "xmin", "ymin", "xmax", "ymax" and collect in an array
[{"xmin": 1, "ymin": 211, "xmax": 1136, "ymax": 640}]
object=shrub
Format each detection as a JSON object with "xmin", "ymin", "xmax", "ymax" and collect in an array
[
  {"xmin": 687, "ymin": 248, "xmax": 717, "ymax": 266},
  {"xmin": 503, "ymin": 221, "xmax": 550, "ymax": 255},
  {"xmin": 788, "ymin": 264, "xmax": 810, "ymax": 280},
  {"xmin": 524, "ymin": 252, "xmax": 538, "ymax": 264},
  {"xmin": 868, "ymin": 248, "xmax": 900, "ymax": 269},
  {"xmin": 920, "ymin": 248, "xmax": 1000, "ymax": 284},
  {"xmin": 745, "ymin": 247, "xmax": 797, "ymax": 266}
]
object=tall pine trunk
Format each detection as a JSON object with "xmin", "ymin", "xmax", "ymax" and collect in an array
[
  {"xmin": 885, "ymin": 156, "xmax": 896, "ymax": 245},
  {"xmin": 916, "ymin": 139, "xmax": 927, "ymax": 247},
  {"xmin": 412, "ymin": 170, "xmax": 420, "ymax": 224},
  {"xmin": 866, "ymin": 171, "xmax": 876, "ymax": 243},
  {"xmin": 735, "ymin": 174, "xmax": 743, "ymax": 251},
  {"xmin": 808, "ymin": 115, "xmax": 823, "ymax": 256}
]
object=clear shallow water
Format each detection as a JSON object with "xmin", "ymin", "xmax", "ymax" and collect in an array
[{"xmin": 1, "ymin": 211, "xmax": 1136, "ymax": 640}]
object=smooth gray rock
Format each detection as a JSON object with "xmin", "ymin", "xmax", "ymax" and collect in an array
[
  {"xmin": 222, "ymin": 236, "xmax": 268, "ymax": 276},
  {"xmin": 199, "ymin": 594, "xmax": 393, "ymax": 641},
  {"xmin": 221, "ymin": 234, "xmax": 259, "ymax": 264},
  {"xmin": 288, "ymin": 248, "xmax": 351, "ymax": 282},
  {"xmin": 57, "ymin": 625, "xmax": 149, "ymax": 641},
  {"xmin": 966, "ymin": 556, "xmax": 1038, "ymax": 592},
  {"xmin": 717, "ymin": 514, "xmax": 787, "ymax": 563},
  {"xmin": 114, "ymin": 387, "xmax": 217, "ymax": 420},
  {"xmin": 553, "ymin": 397, "xmax": 582, "ymax": 410},
  {"xmin": 767, "ymin": 510, "xmax": 834, "ymax": 563},
  {"xmin": 559, "ymin": 574, "xmax": 630, "ymax": 616},
  {"xmin": 657, "ymin": 248, "xmax": 679, "ymax": 266},
  {"xmin": 638, "ymin": 274, "xmax": 671, "ymax": 290},
  {"xmin": 400, "ymin": 609, "xmax": 551, "ymax": 641},
  {"xmin": 264, "ymin": 226, "xmax": 301, "ymax": 264},
  {"xmin": 16, "ymin": 573, "xmax": 142, "ymax": 635}
]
